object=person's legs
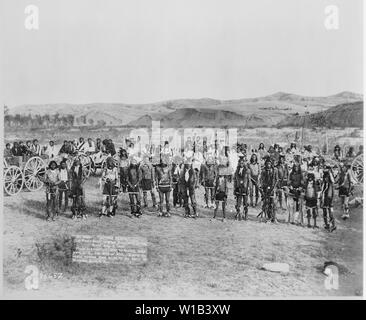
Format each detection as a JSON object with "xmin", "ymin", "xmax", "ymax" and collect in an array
[
  {"xmin": 182, "ymin": 187, "xmax": 190, "ymax": 216},
  {"xmin": 51, "ymin": 194, "xmax": 56, "ymax": 219},
  {"xmin": 312, "ymin": 207, "xmax": 319, "ymax": 228},
  {"xmin": 255, "ymin": 183, "xmax": 259, "ymax": 206},
  {"xmin": 295, "ymin": 197, "xmax": 299, "ymax": 214},
  {"xmin": 204, "ymin": 186, "xmax": 209, "ymax": 207},
  {"xmin": 277, "ymin": 188, "xmax": 283, "ymax": 209},
  {"xmin": 343, "ymin": 196, "xmax": 350, "ymax": 219},
  {"xmin": 129, "ymin": 193, "xmax": 136, "ymax": 215},
  {"xmin": 189, "ymin": 188, "xmax": 197, "ymax": 217},
  {"xmin": 299, "ymin": 197, "xmax": 305, "ymax": 225},
  {"xmin": 222, "ymin": 200, "xmax": 226, "ymax": 220},
  {"xmin": 64, "ymin": 190, "xmax": 69, "ymax": 211},
  {"xmin": 340, "ymin": 196, "xmax": 345, "ymax": 215},
  {"xmin": 79, "ymin": 187, "xmax": 86, "ymax": 214},
  {"xmin": 286, "ymin": 196, "xmax": 293, "ymax": 223},
  {"xmin": 165, "ymin": 191, "xmax": 171, "ymax": 216},
  {"xmin": 158, "ymin": 190, "xmax": 164, "ymax": 216},
  {"xmin": 210, "ymin": 188, "xmax": 215, "ymax": 208},
  {"xmin": 323, "ymin": 207, "xmax": 329, "ymax": 229},
  {"xmin": 143, "ymin": 191, "xmax": 148, "ymax": 207},
  {"xmin": 58, "ymin": 187, "xmax": 68, "ymax": 212},
  {"xmin": 101, "ymin": 195, "xmax": 108, "ymax": 216},
  {"xmin": 78, "ymin": 195, "xmax": 85, "ymax": 218},
  {"xmin": 135, "ymin": 192, "xmax": 142, "ymax": 215},
  {"xmin": 264, "ymin": 193, "xmax": 272, "ymax": 220},
  {"xmin": 71, "ymin": 196, "xmax": 76, "ymax": 218},
  {"xmin": 151, "ymin": 190, "xmax": 157, "ymax": 207},
  {"xmin": 329, "ymin": 206, "xmax": 336, "ymax": 231},
  {"xmin": 283, "ymin": 190, "xmax": 287, "ymax": 211},
  {"xmin": 58, "ymin": 190, "xmax": 64, "ymax": 212},
  {"xmin": 108, "ymin": 195, "xmax": 114, "ymax": 215},
  {"xmin": 173, "ymin": 184, "xmax": 178, "ymax": 207},
  {"xmin": 249, "ymin": 183, "xmax": 254, "ymax": 207},
  {"xmin": 235, "ymin": 195, "xmax": 242, "ymax": 220},
  {"xmin": 179, "ymin": 187, "xmax": 183, "ymax": 206},
  {"xmin": 243, "ymin": 194, "xmax": 248, "ymax": 220},
  {"xmin": 112, "ymin": 195, "xmax": 118, "ymax": 215},
  {"xmin": 259, "ymin": 195, "xmax": 266, "ymax": 221},
  {"xmin": 46, "ymin": 193, "xmax": 51, "ymax": 220},
  {"xmin": 178, "ymin": 184, "xmax": 183, "ymax": 207},
  {"xmin": 120, "ymin": 171, "xmax": 127, "ymax": 192},
  {"xmin": 306, "ymin": 207, "xmax": 312, "ymax": 227},
  {"xmin": 270, "ymin": 197, "xmax": 277, "ymax": 222},
  {"xmin": 213, "ymin": 200, "xmax": 219, "ymax": 218},
  {"xmin": 55, "ymin": 190, "xmax": 59, "ymax": 216},
  {"xmin": 294, "ymin": 197, "xmax": 301, "ymax": 224}
]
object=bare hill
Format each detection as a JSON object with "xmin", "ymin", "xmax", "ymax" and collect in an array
[
  {"xmin": 128, "ymin": 108, "xmax": 270, "ymax": 128},
  {"xmin": 7, "ymin": 92, "xmax": 363, "ymax": 128},
  {"xmin": 278, "ymin": 101, "xmax": 363, "ymax": 128}
]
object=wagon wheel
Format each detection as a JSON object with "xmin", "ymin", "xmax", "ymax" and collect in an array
[
  {"xmin": 24, "ymin": 156, "xmax": 46, "ymax": 192},
  {"xmin": 79, "ymin": 154, "xmax": 92, "ymax": 178},
  {"xmin": 351, "ymin": 154, "xmax": 363, "ymax": 184},
  {"xmin": 4, "ymin": 166, "xmax": 24, "ymax": 196}
]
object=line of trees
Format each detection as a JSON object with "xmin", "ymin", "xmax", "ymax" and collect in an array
[{"xmin": 4, "ymin": 106, "xmax": 107, "ymax": 128}]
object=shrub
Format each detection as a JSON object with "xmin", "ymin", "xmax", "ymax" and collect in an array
[{"xmin": 35, "ymin": 234, "xmax": 76, "ymax": 269}]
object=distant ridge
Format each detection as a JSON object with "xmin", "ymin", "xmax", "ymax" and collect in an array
[{"xmin": 6, "ymin": 91, "xmax": 363, "ymax": 129}]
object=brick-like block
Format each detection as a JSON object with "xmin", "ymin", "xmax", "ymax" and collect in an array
[{"xmin": 72, "ymin": 235, "xmax": 148, "ymax": 265}]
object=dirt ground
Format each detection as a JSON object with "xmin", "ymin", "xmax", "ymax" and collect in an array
[{"xmin": 2, "ymin": 176, "xmax": 363, "ymax": 299}]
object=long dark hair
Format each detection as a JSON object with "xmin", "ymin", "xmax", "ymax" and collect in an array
[
  {"xmin": 250, "ymin": 153, "xmax": 258, "ymax": 164},
  {"xmin": 291, "ymin": 163, "xmax": 301, "ymax": 175},
  {"xmin": 236, "ymin": 158, "xmax": 246, "ymax": 173},
  {"xmin": 48, "ymin": 160, "xmax": 58, "ymax": 170}
]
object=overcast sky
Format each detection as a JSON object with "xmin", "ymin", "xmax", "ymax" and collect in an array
[{"xmin": 0, "ymin": 0, "xmax": 363, "ymax": 106}]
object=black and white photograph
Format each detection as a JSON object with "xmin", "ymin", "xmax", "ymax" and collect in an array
[{"xmin": 0, "ymin": 0, "xmax": 364, "ymax": 302}]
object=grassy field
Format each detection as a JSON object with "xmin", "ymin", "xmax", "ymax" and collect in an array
[{"xmin": 3, "ymin": 176, "xmax": 363, "ymax": 299}]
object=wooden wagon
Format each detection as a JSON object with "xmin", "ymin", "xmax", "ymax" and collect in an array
[
  {"xmin": 3, "ymin": 151, "xmax": 94, "ymax": 196},
  {"xmin": 3, "ymin": 155, "xmax": 47, "ymax": 196}
]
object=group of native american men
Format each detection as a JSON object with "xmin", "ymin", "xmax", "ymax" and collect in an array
[{"xmin": 22, "ymin": 138, "xmax": 359, "ymax": 233}]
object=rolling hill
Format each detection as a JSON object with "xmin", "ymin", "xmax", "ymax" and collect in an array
[
  {"xmin": 6, "ymin": 91, "xmax": 363, "ymax": 128},
  {"xmin": 278, "ymin": 101, "xmax": 363, "ymax": 128},
  {"xmin": 128, "ymin": 108, "xmax": 268, "ymax": 128}
]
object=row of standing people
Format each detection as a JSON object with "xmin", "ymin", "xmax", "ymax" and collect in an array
[{"xmin": 40, "ymin": 141, "xmax": 357, "ymax": 231}]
